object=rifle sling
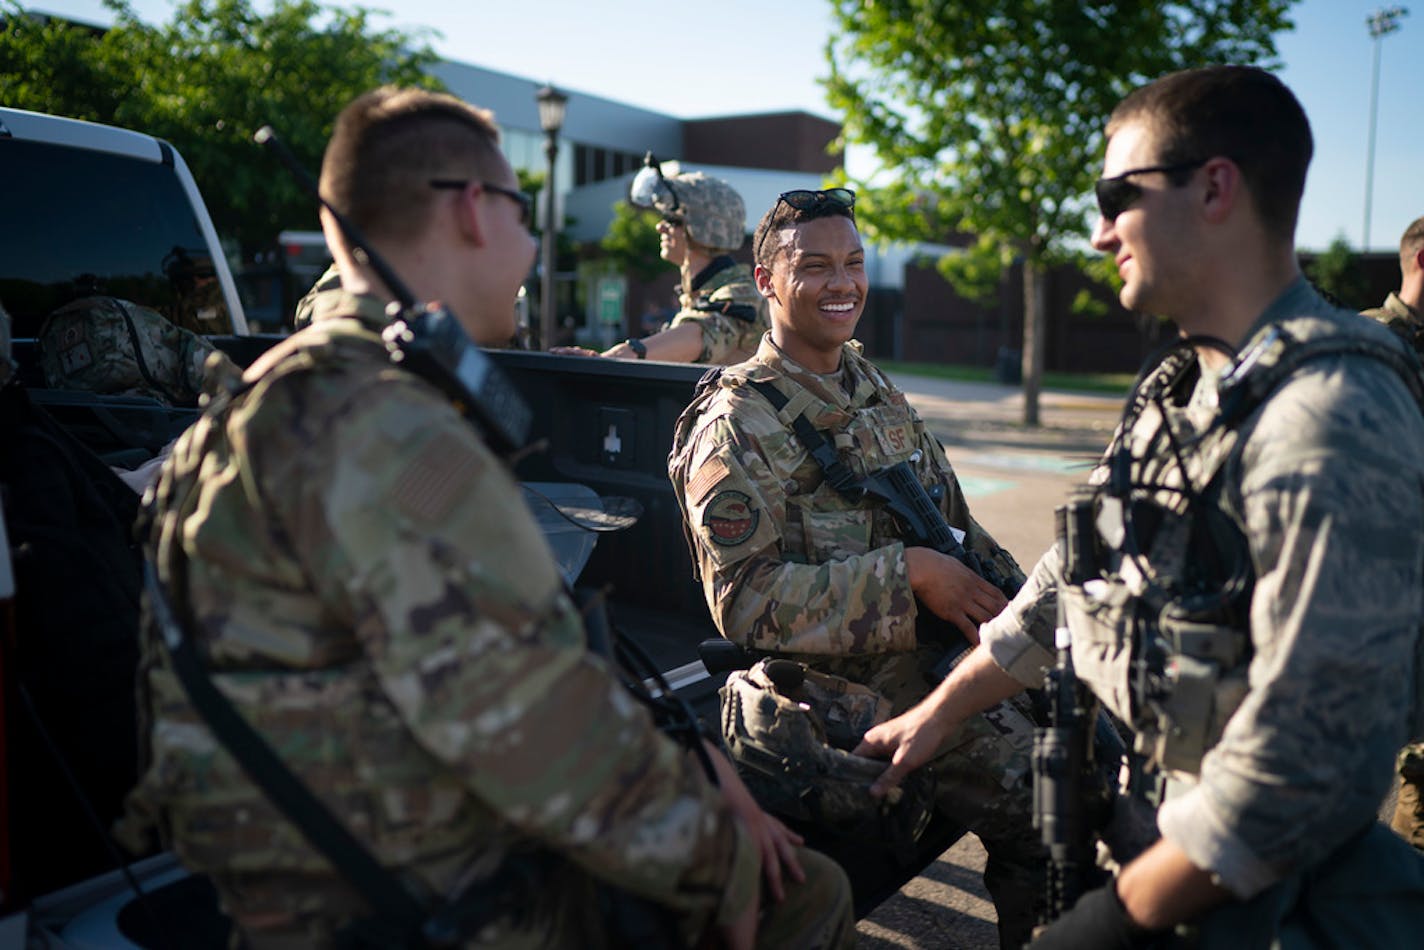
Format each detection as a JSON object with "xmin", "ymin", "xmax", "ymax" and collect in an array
[
  {"xmin": 145, "ymin": 560, "xmax": 432, "ymax": 943},
  {"xmin": 745, "ymin": 379, "xmax": 863, "ymax": 499}
]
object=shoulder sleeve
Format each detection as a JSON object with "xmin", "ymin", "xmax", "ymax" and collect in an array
[
  {"xmin": 283, "ymin": 375, "xmax": 754, "ymax": 916},
  {"xmin": 679, "ymin": 391, "xmax": 918, "ymax": 655},
  {"xmin": 1159, "ymin": 356, "xmax": 1424, "ymax": 897},
  {"xmin": 669, "ymin": 277, "xmax": 770, "ymax": 365}
]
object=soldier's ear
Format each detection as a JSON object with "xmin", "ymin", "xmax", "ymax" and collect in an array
[
  {"xmin": 447, "ymin": 183, "xmax": 486, "ymax": 248},
  {"xmin": 754, "ymin": 263, "xmax": 777, "ymax": 302}
]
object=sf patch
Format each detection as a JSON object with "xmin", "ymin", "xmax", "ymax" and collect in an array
[{"xmin": 703, "ymin": 490, "xmax": 759, "ymax": 546}]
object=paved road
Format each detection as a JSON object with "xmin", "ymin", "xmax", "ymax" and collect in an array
[{"xmin": 855, "ymin": 375, "xmax": 1122, "ymax": 949}]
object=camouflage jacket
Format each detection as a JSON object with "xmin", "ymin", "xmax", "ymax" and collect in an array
[
  {"xmin": 1363, "ymin": 291, "xmax": 1424, "ymax": 353},
  {"xmin": 291, "ymin": 263, "xmax": 344, "ymax": 332},
  {"xmin": 666, "ymin": 258, "xmax": 769, "ymax": 365},
  {"xmin": 669, "ymin": 335, "xmax": 1024, "ymax": 685},
  {"xmin": 124, "ymin": 291, "xmax": 757, "ymax": 941},
  {"xmin": 981, "ymin": 278, "xmax": 1424, "ymax": 899}
]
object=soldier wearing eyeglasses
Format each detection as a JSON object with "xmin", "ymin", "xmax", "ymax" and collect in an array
[
  {"xmin": 669, "ymin": 187, "xmax": 1046, "ymax": 948},
  {"xmin": 854, "ymin": 65, "xmax": 1424, "ymax": 947},
  {"xmin": 123, "ymin": 87, "xmax": 855, "ymax": 949}
]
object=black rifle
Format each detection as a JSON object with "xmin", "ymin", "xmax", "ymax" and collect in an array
[
  {"xmin": 861, "ymin": 454, "xmax": 1020, "ymax": 600},
  {"xmin": 856, "ymin": 452, "xmax": 1020, "ymax": 681},
  {"xmin": 1032, "ymin": 495, "xmax": 1114, "ymax": 924}
]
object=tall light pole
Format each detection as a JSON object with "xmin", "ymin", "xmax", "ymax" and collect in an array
[
  {"xmin": 536, "ymin": 82, "xmax": 568, "ymax": 350},
  {"xmin": 1363, "ymin": 6, "xmax": 1407, "ymax": 250}
]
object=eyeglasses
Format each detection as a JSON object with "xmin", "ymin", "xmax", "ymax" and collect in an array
[
  {"xmin": 755, "ymin": 188, "xmax": 858, "ymax": 262},
  {"xmin": 429, "ymin": 179, "xmax": 533, "ymax": 227},
  {"xmin": 1093, "ymin": 161, "xmax": 1205, "ymax": 222}
]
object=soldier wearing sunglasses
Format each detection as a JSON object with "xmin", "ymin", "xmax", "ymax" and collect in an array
[
  {"xmin": 670, "ymin": 186, "xmax": 1047, "ymax": 948},
  {"xmin": 556, "ymin": 159, "xmax": 768, "ymax": 364},
  {"xmin": 855, "ymin": 66, "xmax": 1424, "ymax": 948}
]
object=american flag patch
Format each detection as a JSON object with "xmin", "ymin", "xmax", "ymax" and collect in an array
[
  {"xmin": 686, "ymin": 454, "xmax": 730, "ymax": 505},
  {"xmin": 387, "ymin": 431, "xmax": 485, "ymax": 524}
]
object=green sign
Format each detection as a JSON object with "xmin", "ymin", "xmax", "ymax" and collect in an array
[{"xmin": 598, "ymin": 277, "xmax": 625, "ymax": 325}]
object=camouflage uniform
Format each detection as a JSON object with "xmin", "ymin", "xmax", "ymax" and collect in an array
[
  {"xmin": 665, "ymin": 256, "xmax": 768, "ymax": 365},
  {"xmin": 291, "ymin": 263, "xmax": 343, "ymax": 332},
  {"xmin": 1363, "ymin": 291, "xmax": 1424, "ymax": 343},
  {"xmin": 670, "ymin": 334, "xmax": 1044, "ymax": 947},
  {"xmin": 122, "ymin": 291, "xmax": 853, "ymax": 948},
  {"xmin": 1363, "ymin": 291, "xmax": 1424, "ymax": 851},
  {"xmin": 647, "ymin": 170, "xmax": 768, "ymax": 365},
  {"xmin": 981, "ymin": 279, "xmax": 1424, "ymax": 940},
  {"xmin": 36, "ymin": 296, "xmax": 235, "ymax": 406}
]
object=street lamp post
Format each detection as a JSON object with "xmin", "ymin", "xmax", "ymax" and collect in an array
[
  {"xmin": 536, "ymin": 82, "xmax": 568, "ymax": 350},
  {"xmin": 1363, "ymin": 6, "xmax": 1407, "ymax": 250}
]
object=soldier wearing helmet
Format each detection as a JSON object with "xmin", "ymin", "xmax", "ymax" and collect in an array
[{"xmin": 559, "ymin": 158, "xmax": 769, "ymax": 363}]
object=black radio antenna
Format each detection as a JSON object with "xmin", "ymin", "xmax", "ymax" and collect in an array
[
  {"xmin": 253, "ymin": 126, "xmax": 416, "ymax": 309},
  {"xmin": 251, "ymin": 124, "xmax": 534, "ymax": 456}
]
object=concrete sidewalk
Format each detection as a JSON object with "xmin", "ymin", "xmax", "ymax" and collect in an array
[{"xmin": 886, "ymin": 372, "xmax": 1125, "ymax": 458}]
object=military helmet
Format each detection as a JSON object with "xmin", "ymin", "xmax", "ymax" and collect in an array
[
  {"xmin": 629, "ymin": 156, "xmax": 746, "ymax": 254},
  {"xmin": 720, "ymin": 658, "xmax": 934, "ymax": 851}
]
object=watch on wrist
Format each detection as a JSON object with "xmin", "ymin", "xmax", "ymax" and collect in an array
[{"xmin": 626, "ymin": 337, "xmax": 647, "ymax": 359}]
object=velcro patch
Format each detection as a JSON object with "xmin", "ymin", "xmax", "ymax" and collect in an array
[
  {"xmin": 685, "ymin": 454, "xmax": 730, "ymax": 505},
  {"xmin": 702, "ymin": 490, "xmax": 760, "ymax": 546},
  {"xmin": 875, "ymin": 423, "xmax": 913, "ymax": 457},
  {"xmin": 387, "ymin": 431, "xmax": 484, "ymax": 524}
]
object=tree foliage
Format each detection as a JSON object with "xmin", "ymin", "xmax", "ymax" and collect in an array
[
  {"xmin": 600, "ymin": 200, "xmax": 674, "ymax": 282},
  {"xmin": 1304, "ymin": 234, "xmax": 1370, "ymax": 310},
  {"xmin": 0, "ymin": 0, "xmax": 441, "ymax": 252},
  {"xmin": 825, "ymin": 1, "xmax": 1298, "ymax": 421},
  {"xmin": 826, "ymin": 0, "xmax": 1297, "ymax": 277}
]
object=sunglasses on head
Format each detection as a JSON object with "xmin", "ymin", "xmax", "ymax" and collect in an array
[
  {"xmin": 756, "ymin": 188, "xmax": 858, "ymax": 261},
  {"xmin": 778, "ymin": 188, "xmax": 856, "ymax": 214},
  {"xmin": 1093, "ymin": 160, "xmax": 1205, "ymax": 222}
]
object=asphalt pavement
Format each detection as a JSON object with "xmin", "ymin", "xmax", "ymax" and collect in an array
[{"xmin": 855, "ymin": 373, "xmax": 1122, "ymax": 949}]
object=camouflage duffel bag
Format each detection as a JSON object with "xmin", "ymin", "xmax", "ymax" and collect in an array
[
  {"xmin": 720, "ymin": 658, "xmax": 933, "ymax": 850},
  {"xmin": 37, "ymin": 296, "xmax": 226, "ymax": 406}
]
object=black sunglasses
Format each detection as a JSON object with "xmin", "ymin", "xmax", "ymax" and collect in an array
[
  {"xmin": 1093, "ymin": 160, "xmax": 1205, "ymax": 222},
  {"xmin": 429, "ymin": 179, "xmax": 533, "ymax": 227},
  {"xmin": 756, "ymin": 188, "xmax": 858, "ymax": 261}
]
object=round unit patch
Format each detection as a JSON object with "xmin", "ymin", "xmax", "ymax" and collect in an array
[{"xmin": 703, "ymin": 490, "xmax": 759, "ymax": 546}]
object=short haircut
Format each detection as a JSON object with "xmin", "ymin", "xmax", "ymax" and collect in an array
[
  {"xmin": 320, "ymin": 87, "xmax": 504, "ymax": 245},
  {"xmin": 1401, "ymin": 216, "xmax": 1424, "ymax": 264},
  {"xmin": 753, "ymin": 196, "xmax": 856, "ymax": 272},
  {"xmin": 1107, "ymin": 65, "xmax": 1311, "ymax": 241}
]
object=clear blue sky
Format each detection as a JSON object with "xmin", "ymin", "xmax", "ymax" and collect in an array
[{"xmin": 30, "ymin": 0, "xmax": 1424, "ymax": 253}]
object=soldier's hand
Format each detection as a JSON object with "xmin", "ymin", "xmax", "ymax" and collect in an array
[
  {"xmin": 905, "ymin": 547, "xmax": 1008, "ymax": 641},
  {"xmin": 706, "ymin": 741, "xmax": 806, "ymax": 903},
  {"xmin": 854, "ymin": 702, "xmax": 950, "ymax": 799}
]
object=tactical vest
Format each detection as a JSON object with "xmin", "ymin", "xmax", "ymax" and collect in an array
[
  {"xmin": 670, "ymin": 353, "xmax": 947, "ymax": 585},
  {"xmin": 1060, "ymin": 315, "xmax": 1424, "ymax": 778}
]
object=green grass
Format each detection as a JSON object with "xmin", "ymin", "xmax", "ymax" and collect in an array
[{"xmin": 879, "ymin": 360, "xmax": 1134, "ymax": 396}]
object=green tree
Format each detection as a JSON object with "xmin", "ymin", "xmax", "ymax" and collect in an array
[
  {"xmin": 0, "ymin": 0, "xmax": 440, "ymax": 253},
  {"xmin": 600, "ymin": 200, "xmax": 674, "ymax": 282},
  {"xmin": 1304, "ymin": 234, "xmax": 1370, "ymax": 310},
  {"xmin": 826, "ymin": 0, "xmax": 1297, "ymax": 424}
]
